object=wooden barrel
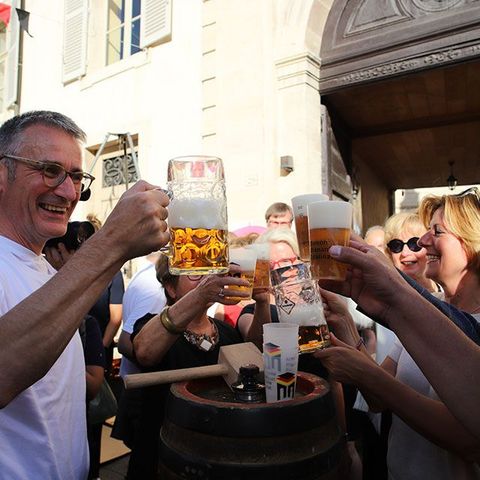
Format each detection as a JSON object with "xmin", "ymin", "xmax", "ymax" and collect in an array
[{"xmin": 159, "ymin": 372, "xmax": 346, "ymax": 479}]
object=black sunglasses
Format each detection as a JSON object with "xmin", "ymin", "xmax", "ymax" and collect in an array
[{"xmin": 386, "ymin": 237, "xmax": 422, "ymax": 254}]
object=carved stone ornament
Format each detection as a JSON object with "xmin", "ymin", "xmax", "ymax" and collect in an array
[
  {"xmin": 319, "ymin": 0, "xmax": 480, "ymax": 92},
  {"xmin": 408, "ymin": 0, "xmax": 465, "ymax": 13},
  {"xmin": 320, "ymin": 41, "xmax": 480, "ymax": 90}
]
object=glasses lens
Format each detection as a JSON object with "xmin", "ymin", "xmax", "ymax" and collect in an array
[
  {"xmin": 387, "ymin": 240, "xmax": 403, "ymax": 254},
  {"xmin": 42, "ymin": 164, "xmax": 65, "ymax": 187},
  {"xmin": 407, "ymin": 237, "xmax": 421, "ymax": 252}
]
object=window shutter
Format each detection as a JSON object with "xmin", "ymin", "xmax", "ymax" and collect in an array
[
  {"xmin": 62, "ymin": 0, "xmax": 88, "ymax": 83},
  {"xmin": 4, "ymin": 0, "xmax": 20, "ymax": 109},
  {"xmin": 140, "ymin": 0, "xmax": 172, "ymax": 49}
]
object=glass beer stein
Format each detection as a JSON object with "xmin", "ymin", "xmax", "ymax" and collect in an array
[
  {"xmin": 272, "ymin": 263, "xmax": 331, "ymax": 353},
  {"xmin": 167, "ymin": 156, "xmax": 229, "ymax": 275}
]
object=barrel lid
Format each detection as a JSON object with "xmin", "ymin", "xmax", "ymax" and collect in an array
[{"xmin": 164, "ymin": 372, "xmax": 335, "ymax": 437}]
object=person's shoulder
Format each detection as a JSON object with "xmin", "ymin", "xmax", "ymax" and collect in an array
[{"xmin": 214, "ymin": 318, "xmax": 243, "ymax": 342}]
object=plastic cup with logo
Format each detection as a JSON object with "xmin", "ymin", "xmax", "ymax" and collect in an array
[
  {"xmin": 263, "ymin": 323, "xmax": 299, "ymax": 403},
  {"xmin": 308, "ymin": 200, "xmax": 352, "ymax": 280},
  {"xmin": 225, "ymin": 247, "xmax": 257, "ymax": 300},
  {"xmin": 291, "ymin": 194, "xmax": 329, "ymax": 262},
  {"xmin": 273, "ymin": 274, "xmax": 330, "ymax": 354}
]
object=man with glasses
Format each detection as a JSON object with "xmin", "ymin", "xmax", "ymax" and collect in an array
[
  {"xmin": 0, "ymin": 110, "xmax": 169, "ymax": 479},
  {"xmin": 265, "ymin": 202, "xmax": 293, "ymax": 229}
]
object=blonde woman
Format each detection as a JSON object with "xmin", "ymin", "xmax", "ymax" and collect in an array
[
  {"xmin": 374, "ymin": 212, "xmax": 439, "ymax": 364},
  {"xmin": 316, "ymin": 195, "xmax": 480, "ymax": 479},
  {"xmin": 418, "ymin": 189, "xmax": 480, "ymax": 318}
]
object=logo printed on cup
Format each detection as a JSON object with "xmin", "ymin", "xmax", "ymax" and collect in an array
[{"xmin": 263, "ymin": 343, "xmax": 297, "ymax": 402}]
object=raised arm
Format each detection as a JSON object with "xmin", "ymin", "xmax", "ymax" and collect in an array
[
  {"xmin": 0, "ymin": 182, "xmax": 169, "ymax": 407},
  {"xmin": 322, "ymin": 239, "xmax": 480, "ymax": 439},
  {"xmin": 316, "ymin": 335, "xmax": 480, "ymax": 461},
  {"xmin": 133, "ymin": 273, "xmax": 249, "ymax": 366},
  {"xmin": 236, "ymin": 288, "xmax": 271, "ymax": 349}
]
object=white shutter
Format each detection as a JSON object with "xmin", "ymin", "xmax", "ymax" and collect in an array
[
  {"xmin": 62, "ymin": 0, "xmax": 88, "ymax": 83},
  {"xmin": 140, "ymin": 0, "xmax": 172, "ymax": 49},
  {"xmin": 4, "ymin": 0, "xmax": 20, "ymax": 109}
]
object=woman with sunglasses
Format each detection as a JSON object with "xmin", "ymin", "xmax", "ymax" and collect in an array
[
  {"xmin": 378, "ymin": 213, "xmax": 438, "ymax": 363},
  {"xmin": 124, "ymin": 255, "xmax": 249, "ymax": 478},
  {"xmin": 315, "ymin": 211, "xmax": 480, "ymax": 479},
  {"xmin": 384, "ymin": 212, "xmax": 438, "ymax": 292}
]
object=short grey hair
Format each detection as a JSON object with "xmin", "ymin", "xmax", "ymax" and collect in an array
[
  {"xmin": 255, "ymin": 227, "xmax": 300, "ymax": 256},
  {"xmin": 265, "ymin": 202, "xmax": 293, "ymax": 222},
  {"xmin": 0, "ymin": 110, "xmax": 86, "ymax": 180}
]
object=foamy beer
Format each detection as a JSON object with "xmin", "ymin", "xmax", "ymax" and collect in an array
[
  {"xmin": 226, "ymin": 247, "xmax": 257, "ymax": 300},
  {"xmin": 291, "ymin": 194, "xmax": 329, "ymax": 262},
  {"xmin": 167, "ymin": 156, "xmax": 229, "ymax": 275},
  {"xmin": 274, "ymin": 277, "xmax": 330, "ymax": 353},
  {"xmin": 308, "ymin": 200, "xmax": 353, "ymax": 280},
  {"xmin": 248, "ymin": 242, "xmax": 271, "ymax": 288}
]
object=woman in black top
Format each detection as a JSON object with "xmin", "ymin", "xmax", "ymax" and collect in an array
[{"xmin": 126, "ymin": 255, "xmax": 250, "ymax": 479}]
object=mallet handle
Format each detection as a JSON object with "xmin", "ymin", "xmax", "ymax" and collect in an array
[{"xmin": 124, "ymin": 364, "xmax": 228, "ymax": 389}]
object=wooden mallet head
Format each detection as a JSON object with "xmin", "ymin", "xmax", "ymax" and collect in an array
[{"xmin": 124, "ymin": 342, "xmax": 264, "ymax": 390}]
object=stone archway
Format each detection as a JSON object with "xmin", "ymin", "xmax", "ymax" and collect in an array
[{"xmin": 319, "ymin": 0, "xmax": 480, "ymax": 228}]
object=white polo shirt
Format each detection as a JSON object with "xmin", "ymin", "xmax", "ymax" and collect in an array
[{"xmin": 0, "ymin": 235, "xmax": 88, "ymax": 480}]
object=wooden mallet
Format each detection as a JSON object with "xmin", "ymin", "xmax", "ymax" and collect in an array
[{"xmin": 124, "ymin": 342, "xmax": 264, "ymax": 390}]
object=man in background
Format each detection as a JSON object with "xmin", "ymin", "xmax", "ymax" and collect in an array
[{"xmin": 265, "ymin": 202, "xmax": 293, "ymax": 229}]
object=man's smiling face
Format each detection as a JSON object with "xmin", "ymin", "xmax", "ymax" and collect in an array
[{"xmin": 0, "ymin": 124, "xmax": 83, "ymax": 254}]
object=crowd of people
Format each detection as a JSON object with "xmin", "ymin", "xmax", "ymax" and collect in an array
[{"xmin": 0, "ymin": 110, "xmax": 479, "ymax": 480}]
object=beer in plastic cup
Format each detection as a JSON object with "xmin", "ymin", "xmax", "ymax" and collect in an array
[
  {"xmin": 308, "ymin": 200, "xmax": 352, "ymax": 280},
  {"xmin": 225, "ymin": 247, "xmax": 257, "ymax": 300},
  {"xmin": 291, "ymin": 194, "xmax": 329, "ymax": 262}
]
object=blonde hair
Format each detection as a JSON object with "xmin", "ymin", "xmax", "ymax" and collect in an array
[
  {"xmin": 255, "ymin": 227, "xmax": 299, "ymax": 256},
  {"xmin": 419, "ymin": 192, "xmax": 480, "ymax": 270},
  {"xmin": 86, "ymin": 213, "xmax": 102, "ymax": 232},
  {"xmin": 384, "ymin": 212, "xmax": 426, "ymax": 261}
]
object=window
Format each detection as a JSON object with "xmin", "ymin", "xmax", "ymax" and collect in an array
[
  {"xmin": 106, "ymin": 0, "xmax": 142, "ymax": 65},
  {"xmin": 63, "ymin": 0, "xmax": 172, "ymax": 80},
  {"xmin": 102, "ymin": 150, "xmax": 139, "ymax": 187}
]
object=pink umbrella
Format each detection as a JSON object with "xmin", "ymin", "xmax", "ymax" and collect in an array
[{"xmin": 232, "ymin": 225, "xmax": 267, "ymax": 237}]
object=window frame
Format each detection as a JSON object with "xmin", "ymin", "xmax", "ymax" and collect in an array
[{"xmin": 105, "ymin": 0, "xmax": 142, "ymax": 66}]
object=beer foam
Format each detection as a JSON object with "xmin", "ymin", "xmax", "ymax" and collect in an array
[
  {"xmin": 291, "ymin": 194, "xmax": 328, "ymax": 216},
  {"xmin": 168, "ymin": 198, "xmax": 227, "ymax": 229},
  {"xmin": 277, "ymin": 302, "xmax": 326, "ymax": 326},
  {"xmin": 308, "ymin": 201, "xmax": 352, "ymax": 229},
  {"xmin": 229, "ymin": 247, "xmax": 257, "ymax": 270}
]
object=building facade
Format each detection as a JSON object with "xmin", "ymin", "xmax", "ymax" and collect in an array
[{"xmin": 1, "ymin": 0, "xmax": 479, "ymax": 238}]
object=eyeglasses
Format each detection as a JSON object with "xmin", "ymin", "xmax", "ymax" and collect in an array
[
  {"xmin": 2, "ymin": 154, "xmax": 95, "ymax": 193},
  {"xmin": 386, "ymin": 237, "xmax": 422, "ymax": 254},
  {"xmin": 270, "ymin": 256, "xmax": 299, "ymax": 270},
  {"xmin": 267, "ymin": 220, "xmax": 292, "ymax": 227}
]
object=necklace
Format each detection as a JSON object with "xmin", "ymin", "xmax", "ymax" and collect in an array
[{"xmin": 183, "ymin": 317, "xmax": 219, "ymax": 352}]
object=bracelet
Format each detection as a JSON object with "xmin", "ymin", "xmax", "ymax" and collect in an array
[
  {"xmin": 159, "ymin": 307, "xmax": 185, "ymax": 335},
  {"xmin": 355, "ymin": 337, "xmax": 366, "ymax": 350}
]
